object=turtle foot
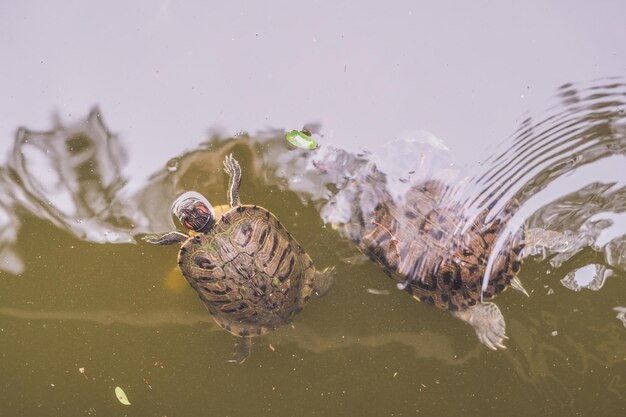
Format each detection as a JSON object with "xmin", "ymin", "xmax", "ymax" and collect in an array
[
  {"xmin": 228, "ymin": 337, "xmax": 252, "ymax": 364},
  {"xmin": 223, "ymin": 153, "xmax": 242, "ymax": 207},
  {"xmin": 142, "ymin": 231, "xmax": 188, "ymax": 245},
  {"xmin": 313, "ymin": 266, "xmax": 336, "ymax": 297},
  {"xmin": 452, "ymin": 302, "xmax": 507, "ymax": 350}
]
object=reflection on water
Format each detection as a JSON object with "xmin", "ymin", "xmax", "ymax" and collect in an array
[
  {"xmin": 0, "ymin": 78, "xmax": 625, "ymax": 415},
  {"xmin": 0, "ymin": 108, "xmax": 136, "ymax": 273}
]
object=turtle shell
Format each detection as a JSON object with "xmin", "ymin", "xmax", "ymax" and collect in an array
[
  {"xmin": 359, "ymin": 180, "xmax": 525, "ymax": 312},
  {"xmin": 177, "ymin": 204, "xmax": 316, "ymax": 337}
]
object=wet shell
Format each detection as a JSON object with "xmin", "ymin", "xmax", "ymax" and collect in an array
[
  {"xmin": 360, "ymin": 180, "xmax": 524, "ymax": 312},
  {"xmin": 178, "ymin": 205, "xmax": 315, "ymax": 337}
]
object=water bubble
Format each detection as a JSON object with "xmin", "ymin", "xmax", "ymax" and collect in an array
[{"xmin": 166, "ymin": 158, "xmax": 179, "ymax": 172}]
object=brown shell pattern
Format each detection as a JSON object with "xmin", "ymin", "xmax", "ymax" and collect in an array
[
  {"xmin": 360, "ymin": 180, "xmax": 524, "ymax": 312},
  {"xmin": 178, "ymin": 205, "xmax": 316, "ymax": 337}
]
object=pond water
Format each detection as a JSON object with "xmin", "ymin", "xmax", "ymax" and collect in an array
[{"xmin": 1, "ymin": 2, "xmax": 625, "ymax": 417}]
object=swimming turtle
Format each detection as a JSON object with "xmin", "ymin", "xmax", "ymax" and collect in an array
[
  {"xmin": 330, "ymin": 178, "xmax": 530, "ymax": 350},
  {"xmin": 143, "ymin": 154, "xmax": 334, "ymax": 363}
]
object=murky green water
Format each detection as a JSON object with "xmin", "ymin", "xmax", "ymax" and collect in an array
[
  {"xmin": 1, "ymin": 3, "xmax": 626, "ymax": 416},
  {"xmin": 1, "ymin": 82, "xmax": 625, "ymax": 416}
]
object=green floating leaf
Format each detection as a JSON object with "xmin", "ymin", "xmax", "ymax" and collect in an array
[
  {"xmin": 115, "ymin": 386, "xmax": 131, "ymax": 405},
  {"xmin": 285, "ymin": 130, "xmax": 318, "ymax": 150}
]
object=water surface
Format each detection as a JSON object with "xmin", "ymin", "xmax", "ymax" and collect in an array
[{"xmin": 1, "ymin": 2, "xmax": 625, "ymax": 417}]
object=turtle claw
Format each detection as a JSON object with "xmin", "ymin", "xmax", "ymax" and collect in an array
[
  {"xmin": 510, "ymin": 277, "xmax": 530, "ymax": 297},
  {"xmin": 452, "ymin": 302, "xmax": 508, "ymax": 350}
]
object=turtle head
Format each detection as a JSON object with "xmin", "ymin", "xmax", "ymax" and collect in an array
[{"xmin": 172, "ymin": 191, "xmax": 216, "ymax": 233}]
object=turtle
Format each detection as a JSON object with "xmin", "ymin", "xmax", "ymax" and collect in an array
[
  {"xmin": 143, "ymin": 154, "xmax": 335, "ymax": 363},
  {"xmin": 331, "ymin": 178, "xmax": 530, "ymax": 350}
]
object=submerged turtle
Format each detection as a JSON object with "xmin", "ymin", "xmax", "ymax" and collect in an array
[
  {"xmin": 329, "ymin": 176, "xmax": 529, "ymax": 350},
  {"xmin": 144, "ymin": 154, "xmax": 334, "ymax": 362}
]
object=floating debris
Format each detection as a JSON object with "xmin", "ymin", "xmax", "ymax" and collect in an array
[
  {"xmin": 285, "ymin": 130, "xmax": 318, "ymax": 150},
  {"xmin": 114, "ymin": 386, "xmax": 131, "ymax": 405},
  {"xmin": 366, "ymin": 288, "xmax": 391, "ymax": 295},
  {"xmin": 269, "ymin": 344, "xmax": 276, "ymax": 352},
  {"xmin": 78, "ymin": 367, "xmax": 90, "ymax": 380}
]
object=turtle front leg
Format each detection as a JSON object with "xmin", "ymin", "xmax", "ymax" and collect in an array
[
  {"xmin": 142, "ymin": 231, "xmax": 188, "ymax": 245},
  {"xmin": 451, "ymin": 302, "xmax": 507, "ymax": 350},
  {"xmin": 223, "ymin": 153, "xmax": 242, "ymax": 207}
]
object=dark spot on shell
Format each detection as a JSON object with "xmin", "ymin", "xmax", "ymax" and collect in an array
[
  {"xmin": 239, "ymin": 329, "xmax": 250, "ymax": 337},
  {"xmin": 452, "ymin": 267, "xmax": 463, "ymax": 289},
  {"xmin": 405, "ymin": 210, "xmax": 417, "ymax": 219},
  {"xmin": 237, "ymin": 206, "xmax": 245, "ymax": 213},
  {"xmin": 468, "ymin": 265, "xmax": 479, "ymax": 274},
  {"xmin": 194, "ymin": 257, "xmax": 215, "ymax": 269},
  {"xmin": 448, "ymin": 303, "xmax": 458, "ymax": 311},
  {"xmin": 429, "ymin": 229, "xmax": 444, "ymax": 240},
  {"xmin": 463, "ymin": 249, "xmax": 472, "ymax": 256},
  {"xmin": 253, "ymin": 205, "xmax": 258, "ymax": 210},
  {"xmin": 442, "ymin": 271, "xmax": 453, "ymax": 285},
  {"xmin": 180, "ymin": 246, "xmax": 187, "ymax": 254},
  {"xmin": 512, "ymin": 261, "xmax": 521, "ymax": 273},
  {"xmin": 484, "ymin": 291, "xmax": 493, "ymax": 299},
  {"xmin": 258, "ymin": 227, "xmax": 268, "ymax": 246},
  {"xmin": 303, "ymin": 295, "xmax": 311, "ymax": 302},
  {"xmin": 441, "ymin": 293, "xmax": 449, "ymax": 303},
  {"xmin": 194, "ymin": 235, "xmax": 202, "ymax": 243}
]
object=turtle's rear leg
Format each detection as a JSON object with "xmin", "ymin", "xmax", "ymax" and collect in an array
[
  {"xmin": 313, "ymin": 266, "xmax": 336, "ymax": 297},
  {"xmin": 229, "ymin": 337, "xmax": 252, "ymax": 364},
  {"xmin": 451, "ymin": 302, "xmax": 507, "ymax": 350}
]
